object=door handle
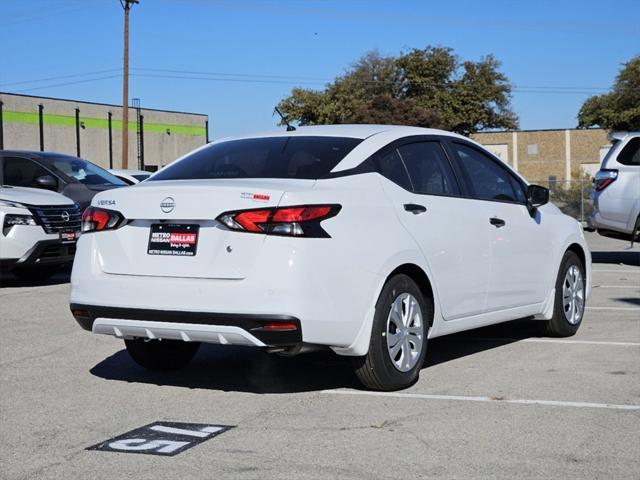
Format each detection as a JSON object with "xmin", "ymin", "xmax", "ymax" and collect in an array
[
  {"xmin": 490, "ymin": 217, "xmax": 506, "ymax": 228},
  {"xmin": 404, "ymin": 203, "xmax": 427, "ymax": 214}
]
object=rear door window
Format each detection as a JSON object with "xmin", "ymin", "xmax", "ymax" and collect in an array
[
  {"xmin": 397, "ymin": 142, "xmax": 460, "ymax": 196},
  {"xmin": 151, "ymin": 136, "xmax": 362, "ymax": 181}
]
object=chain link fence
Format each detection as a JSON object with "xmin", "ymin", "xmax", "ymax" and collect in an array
[{"xmin": 531, "ymin": 177, "xmax": 594, "ymax": 224}]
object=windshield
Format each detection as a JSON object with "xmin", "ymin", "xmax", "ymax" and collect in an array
[
  {"xmin": 150, "ymin": 136, "xmax": 362, "ymax": 181},
  {"xmin": 42, "ymin": 156, "xmax": 127, "ymax": 187},
  {"xmin": 133, "ymin": 174, "xmax": 151, "ymax": 181}
]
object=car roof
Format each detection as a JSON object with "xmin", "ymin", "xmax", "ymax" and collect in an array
[
  {"xmin": 0, "ymin": 150, "xmax": 82, "ymax": 160},
  {"xmin": 216, "ymin": 124, "xmax": 466, "ymax": 142}
]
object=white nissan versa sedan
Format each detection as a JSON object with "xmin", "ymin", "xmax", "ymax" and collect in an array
[{"xmin": 70, "ymin": 125, "xmax": 591, "ymax": 391}]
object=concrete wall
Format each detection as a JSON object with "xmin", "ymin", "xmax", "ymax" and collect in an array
[
  {"xmin": 471, "ymin": 128, "xmax": 609, "ymax": 184},
  {"xmin": 0, "ymin": 92, "xmax": 208, "ymax": 170}
]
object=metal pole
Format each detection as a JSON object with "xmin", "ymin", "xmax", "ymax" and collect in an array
[
  {"xmin": 120, "ymin": 0, "xmax": 139, "ymax": 169},
  {"xmin": 75, "ymin": 108, "xmax": 81, "ymax": 157},
  {"xmin": 38, "ymin": 104, "xmax": 44, "ymax": 151},
  {"xmin": 0, "ymin": 101, "xmax": 4, "ymax": 150},
  {"xmin": 108, "ymin": 112, "xmax": 113, "ymax": 169},
  {"xmin": 205, "ymin": 119, "xmax": 209, "ymax": 143},
  {"xmin": 139, "ymin": 114, "xmax": 145, "ymax": 170},
  {"xmin": 580, "ymin": 174, "xmax": 584, "ymax": 224}
]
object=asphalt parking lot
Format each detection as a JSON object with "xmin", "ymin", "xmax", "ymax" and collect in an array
[{"xmin": 0, "ymin": 231, "xmax": 638, "ymax": 479}]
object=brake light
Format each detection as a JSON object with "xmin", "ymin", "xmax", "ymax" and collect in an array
[
  {"xmin": 217, "ymin": 204, "xmax": 341, "ymax": 238},
  {"xmin": 593, "ymin": 169, "xmax": 618, "ymax": 192},
  {"xmin": 261, "ymin": 321, "xmax": 298, "ymax": 331},
  {"xmin": 81, "ymin": 207, "xmax": 125, "ymax": 233}
]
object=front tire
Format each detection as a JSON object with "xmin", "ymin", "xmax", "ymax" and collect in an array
[
  {"xmin": 124, "ymin": 338, "xmax": 200, "ymax": 370},
  {"xmin": 545, "ymin": 251, "xmax": 586, "ymax": 337},
  {"xmin": 353, "ymin": 274, "xmax": 431, "ymax": 391}
]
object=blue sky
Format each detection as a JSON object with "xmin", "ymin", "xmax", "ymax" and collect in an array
[{"xmin": 1, "ymin": 0, "xmax": 639, "ymax": 140}]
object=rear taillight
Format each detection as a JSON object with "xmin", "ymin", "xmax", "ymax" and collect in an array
[
  {"xmin": 593, "ymin": 169, "xmax": 618, "ymax": 192},
  {"xmin": 217, "ymin": 204, "xmax": 341, "ymax": 238},
  {"xmin": 81, "ymin": 207, "xmax": 125, "ymax": 233}
]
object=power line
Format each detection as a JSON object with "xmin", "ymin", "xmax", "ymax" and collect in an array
[
  {"xmin": 133, "ymin": 67, "xmax": 329, "ymax": 82},
  {"xmin": 7, "ymin": 71, "xmax": 621, "ymax": 96},
  {"xmin": 129, "ymin": 71, "xmax": 616, "ymax": 94},
  {"xmin": 0, "ymin": 69, "xmax": 123, "ymax": 87},
  {"xmin": 13, "ymin": 75, "xmax": 121, "ymax": 93},
  {"xmin": 5, "ymin": 66, "xmax": 620, "ymax": 94}
]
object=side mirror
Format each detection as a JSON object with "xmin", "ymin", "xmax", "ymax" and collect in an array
[
  {"xmin": 35, "ymin": 175, "xmax": 58, "ymax": 191},
  {"xmin": 527, "ymin": 184, "xmax": 549, "ymax": 208}
]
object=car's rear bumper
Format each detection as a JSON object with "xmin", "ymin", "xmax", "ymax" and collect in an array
[
  {"xmin": 70, "ymin": 303, "xmax": 302, "ymax": 347},
  {"xmin": 70, "ymin": 233, "xmax": 383, "ymax": 351}
]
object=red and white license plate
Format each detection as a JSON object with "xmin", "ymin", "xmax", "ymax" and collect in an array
[
  {"xmin": 147, "ymin": 224, "xmax": 199, "ymax": 256},
  {"xmin": 60, "ymin": 230, "xmax": 78, "ymax": 244}
]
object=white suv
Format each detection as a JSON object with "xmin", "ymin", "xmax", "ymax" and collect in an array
[
  {"xmin": 70, "ymin": 125, "xmax": 591, "ymax": 390},
  {"xmin": 588, "ymin": 132, "xmax": 640, "ymax": 241},
  {"xmin": 1, "ymin": 185, "xmax": 81, "ymax": 279}
]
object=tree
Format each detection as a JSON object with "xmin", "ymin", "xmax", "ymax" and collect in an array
[
  {"xmin": 578, "ymin": 56, "xmax": 640, "ymax": 131},
  {"xmin": 276, "ymin": 47, "xmax": 518, "ymax": 135}
]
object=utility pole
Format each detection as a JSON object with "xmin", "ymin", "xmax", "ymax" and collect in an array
[{"xmin": 120, "ymin": 0, "xmax": 139, "ymax": 169}]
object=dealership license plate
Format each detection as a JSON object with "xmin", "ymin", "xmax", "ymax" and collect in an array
[
  {"xmin": 60, "ymin": 230, "xmax": 79, "ymax": 244},
  {"xmin": 147, "ymin": 224, "xmax": 199, "ymax": 256}
]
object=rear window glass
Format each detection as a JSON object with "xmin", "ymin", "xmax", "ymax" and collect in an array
[
  {"xmin": 150, "ymin": 136, "xmax": 362, "ymax": 181},
  {"xmin": 617, "ymin": 137, "xmax": 640, "ymax": 166}
]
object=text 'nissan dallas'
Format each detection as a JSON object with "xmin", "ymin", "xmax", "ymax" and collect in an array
[{"xmin": 70, "ymin": 125, "xmax": 591, "ymax": 391}]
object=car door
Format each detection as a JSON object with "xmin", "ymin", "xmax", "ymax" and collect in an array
[
  {"xmin": 448, "ymin": 140, "xmax": 553, "ymax": 311},
  {"xmin": 375, "ymin": 138, "xmax": 492, "ymax": 320}
]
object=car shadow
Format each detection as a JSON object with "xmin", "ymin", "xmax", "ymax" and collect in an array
[
  {"xmin": 591, "ymin": 251, "xmax": 640, "ymax": 266},
  {"xmin": 90, "ymin": 318, "xmax": 546, "ymax": 394},
  {"xmin": 613, "ymin": 297, "xmax": 640, "ymax": 307},
  {"xmin": 0, "ymin": 268, "xmax": 71, "ymax": 288}
]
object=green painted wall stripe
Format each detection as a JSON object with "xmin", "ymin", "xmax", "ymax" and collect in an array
[{"xmin": 3, "ymin": 110, "xmax": 206, "ymax": 136}]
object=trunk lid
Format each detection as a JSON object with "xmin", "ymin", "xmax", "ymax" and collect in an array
[{"xmin": 92, "ymin": 179, "xmax": 314, "ymax": 279}]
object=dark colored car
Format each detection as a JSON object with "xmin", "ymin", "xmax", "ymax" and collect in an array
[{"xmin": 0, "ymin": 151, "xmax": 126, "ymax": 210}]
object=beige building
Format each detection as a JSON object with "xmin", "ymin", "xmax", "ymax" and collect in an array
[
  {"xmin": 0, "ymin": 92, "xmax": 208, "ymax": 171},
  {"xmin": 471, "ymin": 128, "xmax": 610, "ymax": 185}
]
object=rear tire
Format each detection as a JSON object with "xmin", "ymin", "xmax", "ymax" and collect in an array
[
  {"xmin": 544, "ymin": 251, "xmax": 585, "ymax": 337},
  {"xmin": 352, "ymin": 274, "xmax": 431, "ymax": 391},
  {"xmin": 124, "ymin": 338, "xmax": 200, "ymax": 370}
]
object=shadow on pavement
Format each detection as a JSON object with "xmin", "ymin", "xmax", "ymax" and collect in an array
[
  {"xmin": 613, "ymin": 297, "xmax": 640, "ymax": 307},
  {"xmin": 0, "ymin": 269, "xmax": 71, "ymax": 288},
  {"xmin": 591, "ymin": 251, "xmax": 640, "ymax": 266},
  {"xmin": 90, "ymin": 318, "xmax": 547, "ymax": 393}
]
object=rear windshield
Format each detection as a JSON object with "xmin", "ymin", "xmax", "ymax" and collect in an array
[{"xmin": 150, "ymin": 136, "xmax": 362, "ymax": 181}]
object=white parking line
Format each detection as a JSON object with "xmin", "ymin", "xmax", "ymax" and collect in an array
[
  {"xmin": 592, "ymin": 269, "xmax": 640, "ymax": 274},
  {"xmin": 454, "ymin": 337, "xmax": 640, "ymax": 347},
  {"xmin": 586, "ymin": 306, "xmax": 640, "ymax": 311},
  {"xmin": 321, "ymin": 390, "xmax": 640, "ymax": 411},
  {"xmin": 593, "ymin": 285, "xmax": 640, "ymax": 289}
]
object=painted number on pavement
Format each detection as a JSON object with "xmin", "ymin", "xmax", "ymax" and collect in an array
[{"xmin": 87, "ymin": 422, "xmax": 234, "ymax": 456}]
